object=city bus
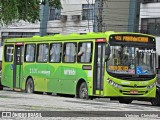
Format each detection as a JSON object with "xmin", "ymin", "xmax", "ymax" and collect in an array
[{"xmin": 1, "ymin": 31, "xmax": 157, "ymax": 104}]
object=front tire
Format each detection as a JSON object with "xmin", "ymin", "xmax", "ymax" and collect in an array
[
  {"xmin": 79, "ymin": 82, "xmax": 89, "ymax": 99},
  {"xmin": 151, "ymin": 92, "xmax": 160, "ymax": 106},
  {"xmin": 25, "ymin": 78, "xmax": 34, "ymax": 94}
]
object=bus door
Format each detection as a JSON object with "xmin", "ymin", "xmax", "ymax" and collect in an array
[
  {"xmin": 13, "ymin": 43, "xmax": 24, "ymax": 89},
  {"xmin": 93, "ymin": 39, "xmax": 106, "ymax": 95}
]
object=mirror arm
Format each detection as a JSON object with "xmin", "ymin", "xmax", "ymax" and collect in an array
[{"xmin": 105, "ymin": 42, "xmax": 111, "ymax": 61}]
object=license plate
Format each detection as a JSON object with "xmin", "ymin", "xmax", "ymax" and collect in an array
[{"xmin": 130, "ymin": 90, "xmax": 138, "ymax": 94}]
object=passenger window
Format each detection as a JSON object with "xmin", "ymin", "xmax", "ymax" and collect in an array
[
  {"xmin": 63, "ymin": 43, "xmax": 77, "ymax": 63},
  {"xmin": 4, "ymin": 45, "xmax": 14, "ymax": 62},
  {"xmin": 25, "ymin": 44, "xmax": 36, "ymax": 62},
  {"xmin": 78, "ymin": 42, "xmax": 92, "ymax": 63},
  {"xmin": 37, "ymin": 44, "xmax": 49, "ymax": 62},
  {"xmin": 49, "ymin": 43, "xmax": 62, "ymax": 63}
]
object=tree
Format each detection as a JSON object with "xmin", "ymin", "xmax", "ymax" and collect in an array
[{"xmin": 0, "ymin": 0, "xmax": 61, "ymax": 25}]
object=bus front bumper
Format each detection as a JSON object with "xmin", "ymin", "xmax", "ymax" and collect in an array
[{"xmin": 103, "ymin": 84, "xmax": 156, "ymax": 98}]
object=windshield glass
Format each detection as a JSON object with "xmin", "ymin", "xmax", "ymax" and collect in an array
[{"xmin": 107, "ymin": 46, "xmax": 156, "ymax": 75}]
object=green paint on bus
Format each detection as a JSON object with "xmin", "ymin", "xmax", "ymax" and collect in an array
[{"xmin": 1, "ymin": 31, "xmax": 157, "ymax": 102}]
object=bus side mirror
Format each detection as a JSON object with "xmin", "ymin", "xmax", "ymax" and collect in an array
[{"xmin": 105, "ymin": 43, "xmax": 110, "ymax": 61}]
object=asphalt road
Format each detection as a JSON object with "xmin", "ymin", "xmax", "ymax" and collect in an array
[{"xmin": 0, "ymin": 88, "xmax": 160, "ymax": 120}]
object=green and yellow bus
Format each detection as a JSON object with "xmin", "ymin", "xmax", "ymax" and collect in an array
[{"xmin": 1, "ymin": 31, "xmax": 157, "ymax": 104}]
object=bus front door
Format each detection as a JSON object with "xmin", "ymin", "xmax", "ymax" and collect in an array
[
  {"xmin": 93, "ymin": 43, "xmax": 105, "ymax": 95},
  {"xmin": 13, "ymin": 44, "xmax": 24, "ymax": 89}
]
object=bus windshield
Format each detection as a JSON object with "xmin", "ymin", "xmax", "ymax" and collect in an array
[{"xmin": 107, "ymin": 45, "xmax": 156, "ymax": 75}]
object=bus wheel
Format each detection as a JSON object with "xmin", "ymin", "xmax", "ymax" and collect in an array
[
  {"xmin": 0, "ymin": 85, "xmax": 3, "ymax": 90},
  {"xmin": 118, "ymin": 98, "xmax": 132, "ymax": 104},
  {"xmin": 25, "ymin": 78, "xmax": 34, "ymax": 94},
  {"xmin": 79, "ymin": 82, "xmax": 89, "ymax": 99},
  {"xmin": 151, "ymin": 92, "xmax": 160, "ymax": 106}
]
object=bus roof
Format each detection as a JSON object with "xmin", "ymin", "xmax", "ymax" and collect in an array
[
  {"xmin": 4, "ymin": 31, "xmax": 156, "ymax": 43},
  {"xmin": 4, "ymin": 32, "xmax": 106, "ymax": 43}
]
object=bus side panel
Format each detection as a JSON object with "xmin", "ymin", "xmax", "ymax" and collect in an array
[
  {"xmin": 60, "ymin": 65, "xmax": 77, "ymax": 94},
  {"xmin": 34, "ymin": 63, "xmax": 48, "ymax": 92},
  {"xmin": 47, "ymin": 63, "xmax": 93, "ymax": 95},
  {"xmin": 47, "ymin": 63, "xmax": 61, "ymax": 93},
  {"xmin": 76, "ymin": 65, "xmax": 93, "ymax": 96},
  {"xmin": 22, "ymin": 63, "xmax": 34, "ymax": 90},
  {"xmin": 23, "ymin": 63, "xmax": 49, "ymax": 92},
  {"xmin": 47, "ymin": 64, "xmax": 93, "ymax": 95},
  {"xmin": 2, "ymin": 44, "xmax": 14, "ymax": 88},
  {"xmin": 2, "ymin": 64, "xmax": 14, "ymax": 88}
]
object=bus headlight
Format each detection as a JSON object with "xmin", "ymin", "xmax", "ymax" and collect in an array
[
  {"xmin": 147, "ymin": 83, "xmax": 156, "ymax": 90},
  {"xmin": 107, "ymin": 78, "xmax": 122, "ymax": 90}
]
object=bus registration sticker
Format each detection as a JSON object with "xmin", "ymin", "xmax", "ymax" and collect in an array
[{"xmin": 130, "ymin": 90, "xmax": 138, "ymax": 94}]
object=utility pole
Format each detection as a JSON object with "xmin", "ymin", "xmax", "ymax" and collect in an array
[
  {"xmin": 39, "ymin": 0, "xmax": 49, "ymax": 36},
  {"xmin": 128, "ymin": 0, "xmax": 140, "ymax": 32},
  {"xmin": 93, "ymin": 0, "xmax": 103, "ymax": 32}
]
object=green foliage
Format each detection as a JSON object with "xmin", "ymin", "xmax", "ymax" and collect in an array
[
  {"xmin": 0, "ymin": 0, "xmax": 61, "ymax": 25},
  {"xmin": 48, "ymin": 0, "xmax": 62, "ymax": 9}
]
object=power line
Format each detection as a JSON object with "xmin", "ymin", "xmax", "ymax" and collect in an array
[
  {"xmin": 3, "ymin": 17, "xmax": 159, "ymax": 30},
  {"xmin": 4, "ymin": 23, "xmax": 159, "ymax": 30},
  {"xmin": 52, "ymin": 7, "xmax": 160, "ymax": 15}
]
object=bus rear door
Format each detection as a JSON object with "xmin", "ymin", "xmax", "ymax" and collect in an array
[{"xmin": 13, "ymin": 43, "xmax": 24, "ymax": 89}]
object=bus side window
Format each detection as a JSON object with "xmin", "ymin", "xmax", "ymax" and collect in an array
[
  {"xmin": 37, "ymin": 44, "xmax": 49, "ymax": 62},
  {"xmin": 50, "ymin": 43, "xmax": 62, "ymax": 63},
  {"xmin": 78, "ymin": 42, "xmax": 92, "ymax": 63},
  {"xmin": 63, "ymin": 43, "xmax": 77, "ymax": 63},
  {"xmin": 25, "ymin": 44, "xmax": 36, "ymax": 62},
  {"xmin": 4, "ymin": 45, "xmax": 14, "ymax": 62}
]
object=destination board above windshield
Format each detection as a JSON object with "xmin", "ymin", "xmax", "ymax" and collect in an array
[{"xmin": 109, "ymin": 34, "xmax": 155, "ymax": 43}]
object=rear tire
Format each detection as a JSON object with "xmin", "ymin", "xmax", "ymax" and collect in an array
[
  {"xmin": 79, "ymin": 82, "xmax": 89, "ymax": 99},
  {"xmin": 151, "ymin": 92, "xmax": 160, "ymax": 106},
  {"xmin": 0, "ymin": 81, "xmax": 3, "ymax": 90},
  {"xmin": 0, "ymin": 85, "xmax": 3, "ymax": 90},
  {"xmin": 25, "ymin": 78, "xmax": 34, "ymax": 94},
  {"xmin": 118, "ymin": 98, "xmax": 132, "ymax": 104}
]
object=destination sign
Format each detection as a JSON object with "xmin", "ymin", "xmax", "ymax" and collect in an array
[
  {"xmin": 114, "ymin": 35, "xmax": 148, "ymax": 42},
  {"xmin": 109, "ymin": 66, "xmax": 128, "ymax": 71},
  {"xmin": 109, "ymin": 34, "xmax": 155, "ymax": 43}
]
